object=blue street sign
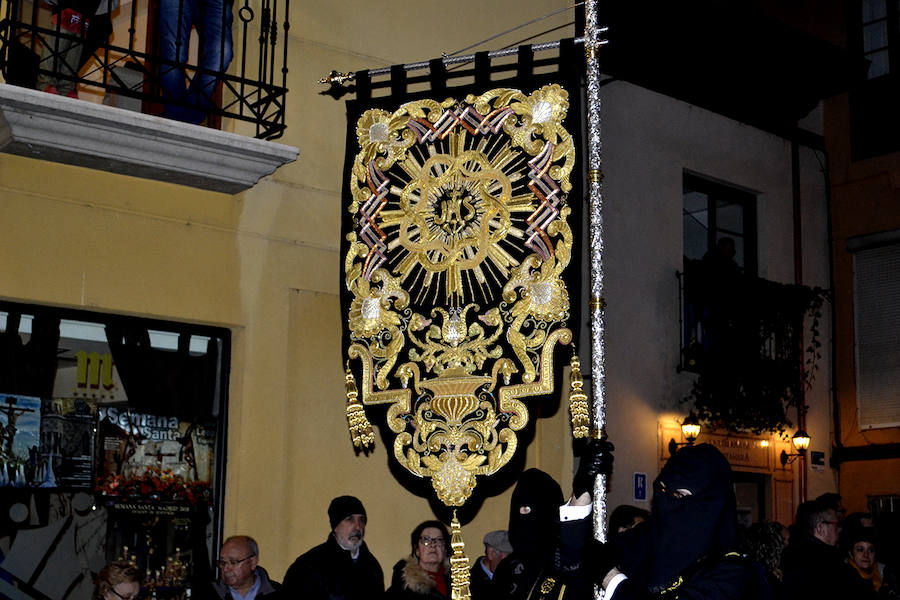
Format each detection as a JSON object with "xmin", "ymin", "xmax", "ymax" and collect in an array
[{"xmin": 634, "ymin": 472, "xmax": 647, "ymax": 501}]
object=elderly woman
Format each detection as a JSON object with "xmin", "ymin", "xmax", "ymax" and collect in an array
[
  {"xmin": 386, "ymin": 520, "xmax": 452, "ymax": 600},
  {"xmin": 94, "ymin": 560, "xmax": 143, "ymax": 600}
]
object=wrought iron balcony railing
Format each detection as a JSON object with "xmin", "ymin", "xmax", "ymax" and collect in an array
[
  {"xmin": 677, "ymin": 259, "xmax": 820, "ymax": 374},
  {"xmin": 676, "ymin": 259, "xmax": 828, "ymax": 434},
  {"xmin": 0, "ymin": 0, "xmax": 288, "ymax": 139}
]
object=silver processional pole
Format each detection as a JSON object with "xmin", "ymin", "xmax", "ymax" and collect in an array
[{"xmin": 584, "ymin": 0, "xmax": 608, "ymax": 582}]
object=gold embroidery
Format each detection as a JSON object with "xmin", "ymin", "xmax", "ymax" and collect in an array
[
  {"xmin": 449, "ymin": 512, "xmax": 471, "ymax": 600},
  {"xmin": 568, "ymin": 353, "xmax": 589, "ymax": 439},
  {"xmin": 345, "ymin": 85, "xmax": 576, "ymax": 505},
  {"xmin": 345, "ymin": 366, "xmax": 375, "ymax": 451},
  {"xmin": 540, "ymin": 578, "xmax": 556, "ymax": 594}
]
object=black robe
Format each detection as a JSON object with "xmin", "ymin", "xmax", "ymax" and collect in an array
[
  {"xmin": 608, "ymin": 444, "xmax": 766, "ymax": 600},
  {"xmin": 492, "ymin": 469, "xmax": 592, "ymax": 600}
]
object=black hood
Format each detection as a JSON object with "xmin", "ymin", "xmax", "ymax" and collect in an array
[
  {"xmin": 646, "ymin": 443, "xmax": 737, "ymax": 590},
  {"xmin": 508, "ymin": 469, "xmax": 564, "ymax": 561}
]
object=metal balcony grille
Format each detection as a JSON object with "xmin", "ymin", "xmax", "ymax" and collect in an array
[
  {"xmin": 0, "ymin": 0, "xmax": 289, "ymax": 139},
  {"xmin": 677, "ymin": 260, "xmax": 813, "ymax": 373}
]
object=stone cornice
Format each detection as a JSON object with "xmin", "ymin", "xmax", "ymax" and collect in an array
[{"xmin": 0, "ymin": 83, "xmax": 298, "ymax": 194}]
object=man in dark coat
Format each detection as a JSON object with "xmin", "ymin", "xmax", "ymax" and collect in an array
[
  {"xmin": 589, "ymin": 443, "xmax": 762, "ymax": 599},
  {"xmin": 281, "ymin": 495, "xmax": 384, "ymax": 600},
  {"xmin": 781, "ymin": 496, "xmax": 845, "ymax": 599},
  {"xmin": 469, "ymin": 530, "xmax": 512, "ymax": 600},
  {"xmin": 208, "ymin": 535, "xmax": 282, "ymax": 600}
]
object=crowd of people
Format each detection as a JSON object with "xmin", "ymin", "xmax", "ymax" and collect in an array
[{"xmin": 96, "ymin": 441, "xmax": 898, "ymax": 600}]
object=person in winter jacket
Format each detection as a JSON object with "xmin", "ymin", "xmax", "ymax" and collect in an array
[
  {"xmin": 282, "ymin": 495, "xmax": 383, "ymax": 600},
  {"xmin": 209, "ymin": 535, "xmax": 281, "ymax": 600},
  {"xmin": 386, "ymin": 520, "xmax": 452, "ymax": 600}
]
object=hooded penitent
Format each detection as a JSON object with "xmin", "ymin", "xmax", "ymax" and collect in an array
[
  {"xmin": 643, "ymin": 443, "xmax": 737, "ymax": 592},
  {"xmin": 508, "ymin": 468, "xmax": 565, "ymax": 562}
]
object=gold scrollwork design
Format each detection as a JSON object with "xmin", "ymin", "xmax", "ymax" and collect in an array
[
  {"xmin": 498, "ymin": 328, "xmax": 572, "ymax": 430},
  {"xmin": 345, "ymin": 85, "xmax": 578, "ymax": 506}
]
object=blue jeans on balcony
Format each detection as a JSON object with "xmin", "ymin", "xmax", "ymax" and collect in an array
[{"xmin": 158, "ymin": 0, "xmax": 233, "ymax": 124}]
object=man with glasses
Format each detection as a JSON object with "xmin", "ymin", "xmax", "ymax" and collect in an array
[
  {"xmin": 209, "ymin": 535, "xmax": 282, "ymax": 600},
  {"xmin": 782, "ymin": 497, "xmax": 844, "ymax": 599},
  {"xmin": 282, "ymin": 495, "xmax": 384, "ymax": 600}
]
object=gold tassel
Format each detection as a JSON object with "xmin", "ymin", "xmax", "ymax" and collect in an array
[
  {"xmin": 449, "ymin": 511, "xmax": 471, "ymax": 600},
  {"xmin": 345, "ymin": 365, "xmax": 375, "ymax": 452},
  {"xmin": 568, "ymin": 352, "xmax": 590, "ymax": 439}
]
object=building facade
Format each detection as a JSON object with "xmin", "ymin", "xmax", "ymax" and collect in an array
[{"xmin": 2, "ymin": 1, "xmax": 888, "ymax": 597}]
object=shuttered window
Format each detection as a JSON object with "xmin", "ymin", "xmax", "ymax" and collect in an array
[{"xmin": 851, "ymin": 233, "xmax": 900, "ymax": 429}]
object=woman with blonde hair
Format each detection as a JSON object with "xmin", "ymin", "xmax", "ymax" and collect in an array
[{"xmin": 94, "ymin": 560, "xmax": 143, "ymax": 600}]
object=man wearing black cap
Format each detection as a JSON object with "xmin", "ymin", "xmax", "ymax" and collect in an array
[{"xmin": 282, "ymin": 495, "xmax": 384, "ymax": 600}]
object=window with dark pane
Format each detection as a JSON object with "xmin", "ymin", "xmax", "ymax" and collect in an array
[
  {"xmin": 862, "ymin": 0, "xmax": 892, "ymax": 78},
  {"xmin": 682, "ymin": 173, "xmax": 757, "ymax": 276}
]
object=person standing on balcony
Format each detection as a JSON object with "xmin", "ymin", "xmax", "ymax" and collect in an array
[
  {"xmin": 37, "ymin": 0, "xmax": 117, "ymax": 97},
  {"xmin": 157, "ymin": 0, "xmax": 233, "ymax": 124}
]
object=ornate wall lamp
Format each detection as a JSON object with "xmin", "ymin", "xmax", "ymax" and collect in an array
[
  {"xmin": 668, "ymin": 412, "xmax": 701, "ymax": 456},
  {"xmin": 780, "ymin": 429, "xmax": 811, "ymax": 467}
]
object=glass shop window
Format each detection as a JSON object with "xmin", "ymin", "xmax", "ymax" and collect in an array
[{"xmin": 0, "ymin": 301, "xmax": 229, "ymax": 600}]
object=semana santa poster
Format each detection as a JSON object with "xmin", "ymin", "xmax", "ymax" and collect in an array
[{"xmin": 96, "ymin": 406, "xmax": 215, "ymax": 504}]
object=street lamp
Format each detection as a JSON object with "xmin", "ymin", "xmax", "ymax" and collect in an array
[
  {"xmin": 668, "ymin": 412, "xmax": 701, "ymax": 456},
  {"xmin": 780, "ymin": 429, "xmax": 811, "ymax": 467}
]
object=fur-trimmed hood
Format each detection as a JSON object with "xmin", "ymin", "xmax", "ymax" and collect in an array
[{"xmin": 395, "ymin": 555, "xmax": 451, "ymax": 595}]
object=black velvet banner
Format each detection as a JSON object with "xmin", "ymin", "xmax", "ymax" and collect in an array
[{"xmin": 339, "ymin": 41, "xmax": 585, "ymax": 516}]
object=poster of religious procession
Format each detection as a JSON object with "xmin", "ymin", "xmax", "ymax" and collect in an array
[
  {"xmin": 40, "ymin": 398, "xmax": 97, "ymax": 489},
  {"xmin": 0, "ymin": 394, "xmax": 42, "ymax": 487},
  {"xmin": 95, "ymin": 406, "xmax": 216, "ymax": 507}
]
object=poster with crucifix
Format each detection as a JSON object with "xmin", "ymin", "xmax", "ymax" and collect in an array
[{"xmin": 0, "ymin": 394, "xmax": 41, "ymax": 486}]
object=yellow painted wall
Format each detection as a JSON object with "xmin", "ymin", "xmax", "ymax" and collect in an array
[
  {"xmin": 1, "ymin": 0, "xmax": 578, "ymax": 584},
  {"xmin": 839, "ymin": 459, "xmax": 900, "ymax": 514}
]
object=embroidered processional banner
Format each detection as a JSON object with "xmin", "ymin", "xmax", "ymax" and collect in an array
[{"xmin": 340, "ymin": 47, "xmax": 584, "ymax": 508}]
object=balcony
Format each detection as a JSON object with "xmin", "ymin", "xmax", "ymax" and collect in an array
[
  {"xmin": 677, "ymin": 259, "xmax": 828, "ymax": 434},
  {"xmin": 0, "ymin": 0, "xmax": 297, "ymax": 192}
]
